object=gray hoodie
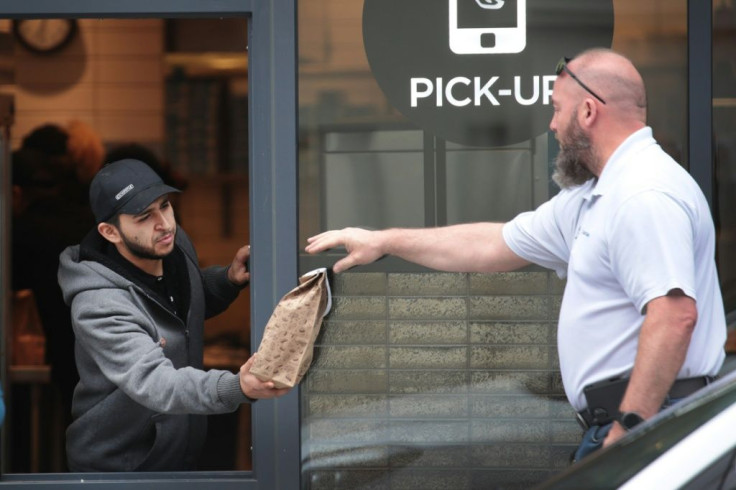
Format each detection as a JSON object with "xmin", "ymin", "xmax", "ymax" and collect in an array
[{"xmin": 58, "ymin": 227, "xmax": 249, "ymax": 472}]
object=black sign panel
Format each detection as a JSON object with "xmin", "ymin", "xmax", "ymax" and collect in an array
[{"xmin": 363, "ymin": 0, "xmax": 614, "ymax": 147}]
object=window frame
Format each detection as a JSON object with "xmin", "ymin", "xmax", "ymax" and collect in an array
[
  {"xmin": 688, "ymin": 0, "xmax": 713, "ymax": 205},
  {"xmin": 0, "ymin": 1, "xmax": 299, "ymax": 488}
]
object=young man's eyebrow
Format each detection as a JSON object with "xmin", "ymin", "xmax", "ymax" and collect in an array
[
  {"xmin": 133, "ymin": 206, "xmax": 155, "ymax": 218},
  {"xmin": 134, "ymin": 198, "xmax": 170, "ymax": 218}
]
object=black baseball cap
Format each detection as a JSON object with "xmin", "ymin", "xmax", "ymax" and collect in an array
[{"xmin": 90, "ymin": 158, "xmax": 180, "ymax": 223}]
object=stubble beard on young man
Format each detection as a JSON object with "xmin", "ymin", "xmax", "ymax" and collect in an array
[
  {"xmin": 120, "ymin": 226, "xmax": 177, "ymax": 261},
  {"xmin": 552, "ymin": 117, "xmax": 597, "ymax": 190}
]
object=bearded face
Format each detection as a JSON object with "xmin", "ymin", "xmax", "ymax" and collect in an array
[
  {"xmin": 552, "ymin": 109, "xmax": 596, "ymax": 189},
  {"xmin": 119, "ymin": 223, "xmax": 177, "ymax": 261}
]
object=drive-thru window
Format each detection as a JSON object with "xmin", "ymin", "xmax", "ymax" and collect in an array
[{"xmin": 0, "ymin": 1, "xmax": 732, "ymax": 489}]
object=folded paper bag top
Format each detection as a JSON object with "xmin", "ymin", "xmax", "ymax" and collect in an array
[{"xmin": 250, "ymin": 268, "xmax": 332, "ymax": 388}]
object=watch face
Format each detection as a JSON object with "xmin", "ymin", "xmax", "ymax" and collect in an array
[
  {"xmin": 14, "ymin": 19, "xmax": 78, "ymax": 54},
  {"xmin": 621, "ymin": 411, "xmax": 645, "ymax": 430}
]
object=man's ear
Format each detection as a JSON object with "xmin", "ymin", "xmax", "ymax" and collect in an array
[
  {"xmin": 97, "ymin": 222, "xmax": 121, "ymax": 244},
  {"xmin": 579, "ymin": 98, "xmax": 598, "ymax": 128}
]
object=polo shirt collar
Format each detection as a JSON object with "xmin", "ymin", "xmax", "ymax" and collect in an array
[{"xmin": 590, "ymin": 126, "xmax": 656, "ymax": 198}]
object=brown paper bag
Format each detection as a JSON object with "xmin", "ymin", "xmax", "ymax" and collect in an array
[{"xmin": 250, "ymin": 268, "xmax": 332, "ymax": 388}]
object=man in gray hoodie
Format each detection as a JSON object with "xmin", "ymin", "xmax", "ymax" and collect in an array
[{"xmin": 58, "ymin": 159, "xmax": 290, "ymax": 472}]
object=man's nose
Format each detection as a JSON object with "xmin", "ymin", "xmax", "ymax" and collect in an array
[{"xmin": 153, "ymin": 211, "xmax": 171, "ymax": 228}]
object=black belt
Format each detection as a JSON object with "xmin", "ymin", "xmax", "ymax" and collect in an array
[{"xmin": 576, "ymin": 376, "xmax": 714, "ymax": 430}]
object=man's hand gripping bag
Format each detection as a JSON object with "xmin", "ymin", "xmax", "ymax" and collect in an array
[{"xmin": 250, "ymin": 268, "xmax": 332, "ymax": 388}]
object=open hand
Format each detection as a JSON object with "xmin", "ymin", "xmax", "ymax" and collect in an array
[{"xmin": 305, "ymin": 227, "xmax": 384, "ymax": 273}]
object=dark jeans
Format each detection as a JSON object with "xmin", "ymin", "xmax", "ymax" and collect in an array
[
  {"xmin": 571, "ymin": 397, "xmax": 683, "ymax": 463},
  {"xmin": 572, "ymin": 423, "xmax": 613, "ymax": 463}
]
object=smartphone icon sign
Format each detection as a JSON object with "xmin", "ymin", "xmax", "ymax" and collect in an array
[{"xmin": 449, "ymin": 0, "xmax": 526, "ymax": 55}]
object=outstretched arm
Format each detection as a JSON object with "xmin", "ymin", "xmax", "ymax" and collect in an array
[{"xmin": 305, "ymin": 223, "xmax": 529, "ymax": 273}]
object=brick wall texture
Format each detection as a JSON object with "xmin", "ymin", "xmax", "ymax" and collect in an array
[{"xmin": 301, "ymin": 271, "xmax": 579, "ymax": 490}]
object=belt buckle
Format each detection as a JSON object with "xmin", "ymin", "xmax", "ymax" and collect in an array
[{"xmin": 575, "ymin": 411, "xmax": 590, "ymax": 430}]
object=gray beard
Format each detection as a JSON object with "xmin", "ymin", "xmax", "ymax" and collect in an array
[{"xmin": 551, "ymin": 124, "xmax": 596, "ymax": 189}]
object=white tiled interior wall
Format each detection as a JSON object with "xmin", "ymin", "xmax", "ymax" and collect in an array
[{"xmin": 1, "ymin": 19, "xmax": 164, "ymax": 149}]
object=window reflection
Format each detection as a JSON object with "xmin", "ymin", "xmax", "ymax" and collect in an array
[
  {"xmin": 298, "ymin": 0, "xmax": 688, "ymax": 488},
  {"xmin": 714, "ymin": 0, "xmax": 736, "ymax": 352}
]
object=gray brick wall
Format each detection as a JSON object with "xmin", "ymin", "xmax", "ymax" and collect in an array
[{"xmin": 301, "ymin": 271, "xmax": 578, "ymax": 490}]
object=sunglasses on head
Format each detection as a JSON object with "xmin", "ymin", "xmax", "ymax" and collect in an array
[{"xmin": 555, "ymin": 57, "xmax": 606, "ymax": 105}]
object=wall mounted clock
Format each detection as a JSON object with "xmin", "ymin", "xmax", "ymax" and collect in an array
[{"xmin": 13, "ymin": 19, "xmax": 78, "ymax": 54}]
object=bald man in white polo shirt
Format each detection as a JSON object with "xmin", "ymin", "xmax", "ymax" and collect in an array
[{"xmin": 305, "ymin": 48, "xmax": 726, "ymax": 462}]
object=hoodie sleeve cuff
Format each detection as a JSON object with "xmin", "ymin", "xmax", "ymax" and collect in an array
[
  {"xmin": 225, "ymin": 265, "xmax": 250, "ymax": 290},
  {"xmin": 203, "ymin": 265, "xmax": 243, "ymax": 301},
  {"xmin": 217, "ymin": 372, "xmax": 257, "ymax": 407}
]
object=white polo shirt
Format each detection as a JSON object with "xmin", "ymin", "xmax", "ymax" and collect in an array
[{"xmin": 503, "ymin": 127, "xmax": 726, "ymax": 411}]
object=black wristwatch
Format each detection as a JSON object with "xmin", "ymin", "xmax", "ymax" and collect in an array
[{"xmin": 619, "ymin": 411, "xmax": 645, "ymax": 431}]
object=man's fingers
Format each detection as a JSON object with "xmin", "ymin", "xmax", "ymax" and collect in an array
[
  {"xmin": 305, "ymin": 230, "xmax": 348, "ymax": 254},
  {"xmin": 305, "ymin": 237, "xmax": 335, "ymax": 254},
  {"xmin": 306, "ymin": 232, "xmax": 327, "ymax": 244},
  {"xmin": 243, "ymin": 355, "xmax": 255, "ymax": 371},
  {"xmin": 333, "ymin": 256, "xmax": 358, "ymax": 273}
]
